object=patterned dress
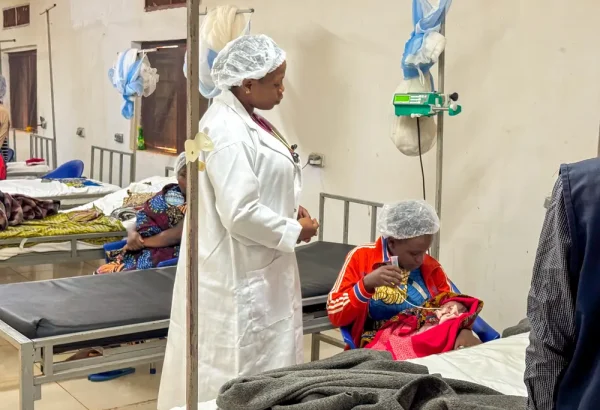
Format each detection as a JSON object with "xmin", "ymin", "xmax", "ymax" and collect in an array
[{"xmin": 95, "ymin": 184, "xmax": 186, "ymax": 274}]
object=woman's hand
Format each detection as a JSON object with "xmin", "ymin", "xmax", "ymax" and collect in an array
[
  {"xmin": 297, "ymin": 207, "xmax": 315, "ymax": 244},
  {"xmin": 297, "ymin": 206, "xmax": 311, "ymax": 220},
  {"xmin": 454, "ymin": 329, "xmax": 482, "ymax": 350},
  {"xmin": 362, "ymin": 266, "xmax": 408, "ymax": 293},
  {"xmin": 298, "ymin": 217, "xmax": 319, "ymax": 243},
  {"xmin": 125, "ymin": 231, "xmax": 144, "ymax": 252}
]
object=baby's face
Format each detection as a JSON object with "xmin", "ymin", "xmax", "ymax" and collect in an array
[{"xmin": 435, "ymin": 301, "xmax": 467, "ymax": 323}]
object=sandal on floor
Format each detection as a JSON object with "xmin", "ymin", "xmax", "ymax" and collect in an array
[{"xmin": 88, "ymin": 368, "xmax": 136, "ymax": 382}]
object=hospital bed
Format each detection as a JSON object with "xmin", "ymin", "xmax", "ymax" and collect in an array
[
  {"xmin": 6, "ymin": 134, "xmax": 55, "ymax": 179},
  {"xmin": 0, "ymin": 240, "xmax": 353, "ymax": 410},
  {"xmin": 192, "ymin": 331, "xmax": 529, "ymax": 410},
  {"xmin": 0, "ymin": 175, "xmax": 173, "ymax": 268},
  {"xmin": 0, "ymin": 192, "xmax": 499, "ymax": 409},
  {"xmin": 1, "ymin": 146, "xmax": 134, "ymax": 208}
]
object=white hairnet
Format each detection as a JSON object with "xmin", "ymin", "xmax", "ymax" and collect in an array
[
  {"xmin": 0, "ymin": 75, "xmax": 6, "ymax": 102},
  {"xmin": 211, "ymin": 34, "xmax": 286, "ymax": 90},
  {"xmin": 377, "ymin": 200, "xmax": 440, "ymax": 240},
  {"xmin": 175, "ymin": 152, "xmax": 187, "ymax": 174}
]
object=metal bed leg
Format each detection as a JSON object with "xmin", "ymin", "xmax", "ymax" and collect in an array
[
  {"xmin": 19, "ymin": 342, "xmax": 36, "ymax": 410},
  {"xmin": 310, "ymin": 333, "xmax": 321, "ymax": 362},
  {"xmin": 150, "ymin": 362, "xmax": 156, "ymax": 375}
]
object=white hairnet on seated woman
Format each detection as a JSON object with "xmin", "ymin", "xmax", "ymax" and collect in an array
[
  {"xmin": 211, "ymin": 34, "xmax": 286, "ymax": 90},
  {"xmin": 174, "ymin": 152, "xmax": 187, "ymax": 174},
  {"xmin": 377, "ymin": 200, "xmax": 440, "ymax": 240}
]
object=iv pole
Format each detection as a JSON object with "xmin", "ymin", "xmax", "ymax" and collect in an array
[
  {"xmin": 431, "ymin": 18, "xmax": 446, "ymax": 261},
  {"xmin": 0, "ymin": 39, "xmax": 16, "ymax": 75},
  {"xmin": 185, "ymin": 1, "xmax": 201, "ymax": 409},
  {"xmin": 41, "ymin": 4, "xmax": 58, "ymax": 172},
  {"xmin": 182, "ymin": 5, "xmax": 255, "ymax": 408}
]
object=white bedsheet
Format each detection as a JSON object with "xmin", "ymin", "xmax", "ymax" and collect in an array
[
  {"xmin": 70, "ymin": 175, "xmax": 176, "ymax": 216},
  {"xmin": 0, "ymin": 176, "xmax": 176, "ymax": 262},
  {"xmin": 0, "ymin": 178, "xmax": 120, "ymax": 208},
  {"xmin": 178, "ymin": 333, "xmax": 529, "ymax": 410},
  {"xmin": 407, "ymin": 332, "xmax": 529, "ymax": 396},
  {"xmin": 6, "ymin": 162, "xmax": 51, "ymax": 175}
]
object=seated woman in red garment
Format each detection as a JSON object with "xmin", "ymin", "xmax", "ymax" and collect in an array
[
  {"xmin": 327, "ymin": 200, "xmax": 481, "ymax": 353},
  {"xmin": 95, "ymin": 153, "xmax": 187, "ymax": 274}
]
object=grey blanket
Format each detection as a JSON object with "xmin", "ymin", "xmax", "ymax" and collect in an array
[
  {"xmin": 217, "ymin": 349, "xmax": 526, "ymax": 410},
  {"xmin": 502, "ymin": 318, "xmax": 530, "ymax": 338}
]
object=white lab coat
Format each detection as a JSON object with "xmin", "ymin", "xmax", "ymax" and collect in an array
[{"xmin": 157, "ymin": 89, "xmax": 304, "ymax": 410}]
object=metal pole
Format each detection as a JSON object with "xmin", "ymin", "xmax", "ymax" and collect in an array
[
  {"xmin": 0, "ymin": 39, "xmax": 16, "ymax": 75},
  {"xmin": 597, "ymin": 120, "xmax": 600, "ymax": 157},
  {"xmin": 186, "ymin": 0, "xmax": 201, "ymax": 409},
  {"xmin": 431, "ymin": 19, "xmax": 446, "ymax": 261},
  {"xmin": 41, "ymin": 4, "xmax": 58, "ymax": 171}
]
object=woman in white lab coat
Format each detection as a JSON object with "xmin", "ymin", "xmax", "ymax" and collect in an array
[{"xmin": 157, "ymin": 35, "xmax": 319, "ymax": 409}]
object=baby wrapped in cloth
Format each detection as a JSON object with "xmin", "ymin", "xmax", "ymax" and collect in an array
[{"xmin": 365, "ymin": 292, "xmax": 483, "ymax": 360}]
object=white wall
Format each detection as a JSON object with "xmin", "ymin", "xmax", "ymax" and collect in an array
[{"xmin": 1, "ymin": 0, "xmax": 599, "ymax": 330}]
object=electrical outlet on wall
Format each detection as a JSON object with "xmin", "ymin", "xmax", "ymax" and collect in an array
[
  {"xmin": 114, "ymin": 133, "xmax": 124, "ymax": 143},
  {"xmin": 76, "ymin": 127, "xmax": 85, "ymax": 138},
  {"xmin": 308, "ymin": 153, "xmax": 324, "ymax": 168}
]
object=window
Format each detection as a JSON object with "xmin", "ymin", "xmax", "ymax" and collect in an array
[
  {"xmin": 145, "ymin": 0, "xmax": 185, "ymax": 12},
  {"xmin": 140, "ymin": 40, "xmax": 209, "ymax": 155},
  {"xmin": 3, "ymin": 4, "xmax": 29, "ymax": 29},
  {"xmin": 9, "ymin": 49, "xmax": 37, "ymax": 130}
]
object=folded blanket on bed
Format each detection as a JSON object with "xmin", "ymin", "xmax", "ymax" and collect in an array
[
  {"xmin": 0, "ymin": 191, "xmax": 59, "ymax": 231},
  {"xmin": 216, "ymin": 349, "xmax": 526, "ymax": 410}
]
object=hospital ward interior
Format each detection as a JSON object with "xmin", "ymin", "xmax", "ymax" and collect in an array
[{"xmin": 0, "ymin": 0, "xmax": 597, "ymax": 409}]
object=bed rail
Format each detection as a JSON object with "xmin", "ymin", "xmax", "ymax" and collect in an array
[
  {"xmin": 30, "ymin": 134, "xmax": 56, "ymax": 169},
  {"xmin": 90, "ymin": 146, "xmax": 135, "ymax": 187},
  {"xmin": 9, "ymin": 129, "xmax": 17, "ymax": 160},
  {"xmin": 165, "ymin": 166, "xmax": 174, "ymax": 177},
  {"xmin": 0, "ymin": 316, "xmax": 168, "ymax": 410},
  {"xmin": 0, "ymin": 231, "xmax": 127, "ymax": 267},
  {"xmin": 318, "ymin": 193, "xmax": 383, "ymax": 244}
]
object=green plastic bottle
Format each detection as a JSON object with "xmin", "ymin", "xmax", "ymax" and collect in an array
[{"xmin": 137, "ymin": 126, "xmax": 146, "ymax": 150}]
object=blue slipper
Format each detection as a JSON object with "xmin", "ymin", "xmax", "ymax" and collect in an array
[{"xmin": 88, "ymin": 367, "xmax": 135, "ymax": 382}]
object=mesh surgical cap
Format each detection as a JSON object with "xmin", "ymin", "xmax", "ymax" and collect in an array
[
  {"xmin": 377, "ymin": 200, "xmax": 440, "ymax": 240},
  {"xmin": 175, "ymin": 152, "xmax": 187, "ymax": 174},
  {"xmin": 211, "ymin": 34, "xmax": 286, "ymax": 90}
]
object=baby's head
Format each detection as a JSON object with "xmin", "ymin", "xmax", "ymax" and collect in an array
[{"xmin": 435, "ymin": 300, "xmax": 467, "ymax": 323}]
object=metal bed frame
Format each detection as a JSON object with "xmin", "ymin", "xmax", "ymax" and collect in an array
[
  {"xmin": 165, "ymin": 166, "xmax": 174, "ymax": 177},
  {"xmin": 26, "ymin": 146, "xmax": 134, "ymax": 209},
  {"xmin": 0, "ymin": 192, "xmax": 383, "ymax": 409},
  {"xmin": 308, "ymin": 193, "xmax": 383, "ymax": 360},
  {"xmin": 30, "ymin": 134, "xmax": 57, "ymax": 169},
  {"xmin": 90, "ymin": 145, "xmax": 136, "ymax": 187},
  {"xmin": 6, "ymin": 134, "xmax": 56, "ymax": 179},
  {"xmin": 0, "ymin": 231, "xmax": 127, "ymax": 267},
  {"xmin": 0, "ymin": 146, "xmax": 135, "ymax": 266}
]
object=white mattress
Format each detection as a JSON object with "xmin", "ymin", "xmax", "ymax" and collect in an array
[
  {"xmin": 407, "ymin": 332, "xmax": 529, "ymax": 396},
  {"xmin": 0, "ymin": 178, "xmax": 120, "ymax": 208},
  {"xmin": 0, "ymin": 176, "xmax": 176, "ymax": 262},
  {"xmin": 6, "ymin": 162, "xmax": 51, "ymax": 175},
  {"xmin": 183, "ymin": 333, "xmax": 529, "ymax": 410}
]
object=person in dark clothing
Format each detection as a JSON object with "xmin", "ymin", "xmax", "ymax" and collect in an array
[{"xmin": 525, "ymin": 157, "xmax": 600, "ymax": 410}]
